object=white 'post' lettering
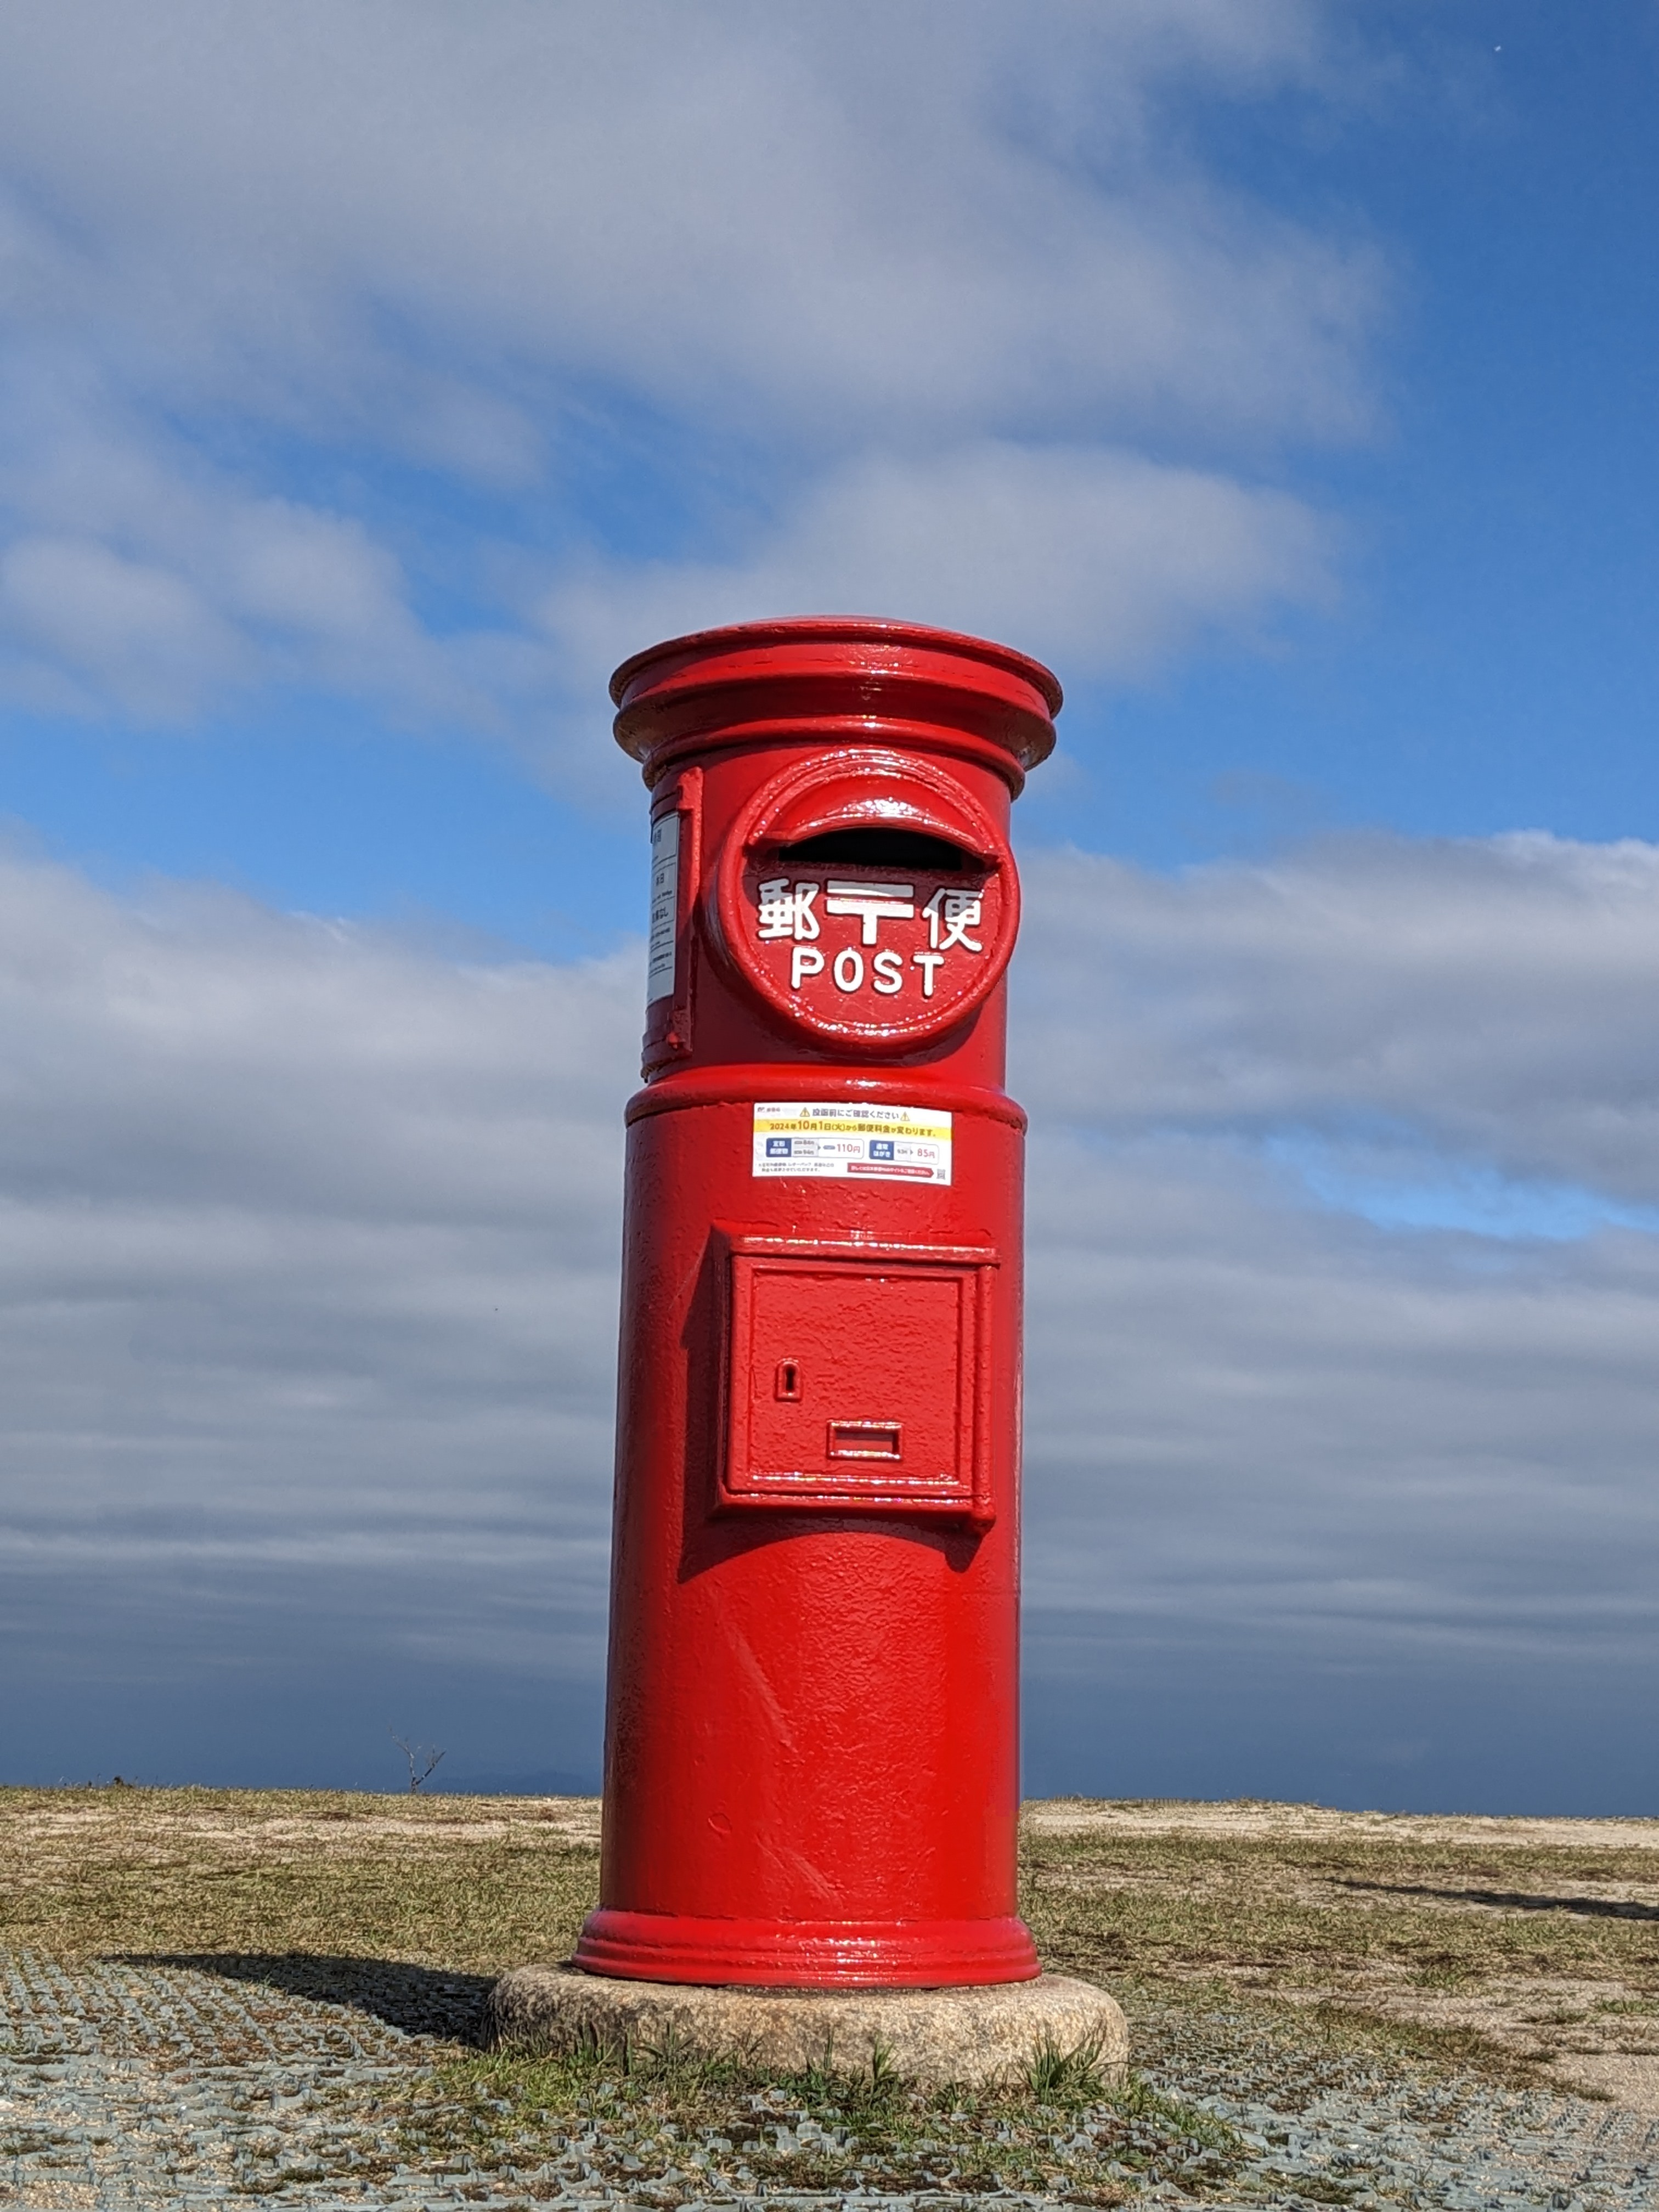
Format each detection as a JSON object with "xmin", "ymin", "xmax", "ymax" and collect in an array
[
  {"xmin": 832, "ymin": 947, "xmax": 865, "ymax": 992},
  {"xmin": 912, "ymin": 950, "xmax": 944, "ymax": 997},
  {"xmin": 871, "ymin": 949, "xmax": 904, "ymax": 995},
  {"xmin": 792, "ymin": 945, "xmax": 826, "ymax": 989}
]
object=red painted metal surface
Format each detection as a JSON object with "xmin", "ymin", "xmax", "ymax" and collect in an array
[{"xmin": 574, "ymin": 618, "xmax": 1060, "ymax": 1989}]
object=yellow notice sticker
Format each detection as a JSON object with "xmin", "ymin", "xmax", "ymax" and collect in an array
[{"xmin": 751, "ymin": 1101, "xmax": 953, "ymax": 1185}]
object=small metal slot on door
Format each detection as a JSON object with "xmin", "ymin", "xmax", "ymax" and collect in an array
[
  {"xmin": 827, "ymin": 1420, "xmax": 902, "ymax": 1461},
  {"xmin": 775, "ymin": 1361, "xmax": 802, "ymax": 1402}
]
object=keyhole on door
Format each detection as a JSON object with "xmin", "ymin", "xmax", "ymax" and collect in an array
[{"xmin": 775, "ymin": 1360, "xmax": 802, "ymax": 1402}]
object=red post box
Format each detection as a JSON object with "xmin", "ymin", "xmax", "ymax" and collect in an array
[{"xmin": 574, "ymin": 618, "xmax": 1060, "ymax": 1989}]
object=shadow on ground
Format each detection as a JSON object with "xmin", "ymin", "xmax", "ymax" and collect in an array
[
  {"xmin": 1336, "ymin": 1883, "xmax": 1659, "ymax": 1922},
  {"xmin": 122, "ymin": 1951, "xmax": 498, "ymax": 2041}
]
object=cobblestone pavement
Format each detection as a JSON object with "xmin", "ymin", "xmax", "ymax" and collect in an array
[
  {"xmin": 3, "ymin": 1951, "xmax": 1658, "ymax": 2210},
  {"xmin": 1135, "ymin": 2004, "xmax": 1659, "ymax": 2212}
]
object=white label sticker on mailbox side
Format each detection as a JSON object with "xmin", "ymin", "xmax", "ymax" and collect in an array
[
  {"xmin": 645, "ymin": 811, "xmax": 680, "ymax": 1005},
  {"xmin": 751, "ymin": 1102, "xmax": 953, "ymax": 1185}
]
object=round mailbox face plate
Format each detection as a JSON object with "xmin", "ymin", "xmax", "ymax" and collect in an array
[{"xmin": 713, "ymin": 750, "xmax": 1019, "ymax": 1054}]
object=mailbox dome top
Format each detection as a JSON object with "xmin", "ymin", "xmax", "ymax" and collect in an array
[{"xmin": 611, "ymin": 616, "xmax": 1061, "ymax": 791}]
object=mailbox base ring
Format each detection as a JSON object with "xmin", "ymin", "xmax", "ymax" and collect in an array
[{"xmin": 572, "ymin": 1907, "xmax": 1040, "ymax": 1988}]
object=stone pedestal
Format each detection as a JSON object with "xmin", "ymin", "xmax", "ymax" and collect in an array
[{"xmin": 481, "ymin": 1965, "xmax": 1127, "ymax": 2091}]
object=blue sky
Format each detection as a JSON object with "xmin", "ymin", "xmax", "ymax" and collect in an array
[{"xmin": 3, "ymin": 2, "xmax": 1659, "ymax": 1809}]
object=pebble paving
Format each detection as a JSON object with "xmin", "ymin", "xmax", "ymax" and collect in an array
[{"xmin": 3, "ymin": 1951, "xmax": 1657, "ymax": 2210}]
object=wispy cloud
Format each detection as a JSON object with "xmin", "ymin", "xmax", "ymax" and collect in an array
[
  {"xmin": 0, "ymin": 1, "xmax": 1379, "ymax": 746},
  {"xmin": 543, "ymin": 444, "xmax": 1336, "ymax": 704},
  {"xmin": 1017, "ymin": 831, "xmax": 1659, "ymax": 1201},
  {"xmin": 0, "ymin": 849, "xmax": 630, "ymax": 1773}
]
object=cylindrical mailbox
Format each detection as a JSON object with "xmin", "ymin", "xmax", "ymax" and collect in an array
[{"xmin": 575, "ymin": 618, "xmax": 1060, "ymax": 1989}]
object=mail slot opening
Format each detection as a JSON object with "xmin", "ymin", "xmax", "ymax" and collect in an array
[
  {"xmin": 827, "ymin": 1419, "xmax": 902, "ymax": 1460},
  {"xmin": 777, "ymin": 827, "xmax": 973, "ymax": 873}
]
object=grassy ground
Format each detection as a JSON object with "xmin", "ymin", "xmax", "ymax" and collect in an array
[
  {"xmin": 1022, "ymin": 1799, "xmax": 1659, "ymax": 2087},
  {"xmin": 396, "ymin": 2040, "xmax": 1237, "ymax": 2202},
  {"xmin": 0, "ymin": 1787, "xmax": 600, "ymax": 1973},
  {"xmin": 3, "ymin": 1787, "xmax": 1657, "ymax": 2196},
  {"xmin": 3, "ymin": 1788, "xmax": 1655, "ymax": 2067}
]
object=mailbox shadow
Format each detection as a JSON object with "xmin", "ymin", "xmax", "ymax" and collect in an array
[
  {"xmin": 120, "ymin": 1950, "xmax": 496, "ymax": 2041},
  {"xmin": 1334, "ymin": 1881, "xmax": 1659, "ymax": 1922},
  {"xmin": 677, "ymin": 1234, "xmax": 983, "ymax": 1583}
]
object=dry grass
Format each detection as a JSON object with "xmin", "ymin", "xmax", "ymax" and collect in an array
[
  {"xmin": 3, "ymin": 1785, "xmax": 1657, "ymax": 2096},
  {"xmin": 394, "ymin": 2038, "xmax": 1210, "ymax": 2204},
  {"xmin": 1019, "ymin": 1799, "xmax": 1659, "ymax": 2092},
  {"xmin": 0, "ymin": 1786, "xmax": 599, "ymax": 1973}
]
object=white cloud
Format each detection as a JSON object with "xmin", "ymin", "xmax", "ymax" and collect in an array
[
  {"xmin": 545, "ymin": 444, "xmax": 1335, "ymax": 702},
  {"xmin": 0, "ymin": 0, "xmax": 1380, "ymax": 740},
  {"xmin": 2, "ymin": 830, "xmax": 1659, "ymax": 1798},
  {"xmin": 0, "ymin": 849, "xmax": 637, "ymax": 1715},
  {"xmin": 1011, "ymin": 830, "xmax": 1659, "ymax": 1762},
  {"xmin": 0, "ymin": 535, "xmax": 241, "ymax": 719},
  {"xmin": 0, "ymin": 380, "xmax": 523, "ymax": 723},
  {"xmin": 1025, "ymin": 1134, "xmax": 1659, "ymax": 1646},
  {"xmin": 1015, "ymin": 832, "xmax": 1659, "ymax": 1202},
  {"xmin": 0, "ymin": 1, "xmax": 1366, "ymax": 448}
]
